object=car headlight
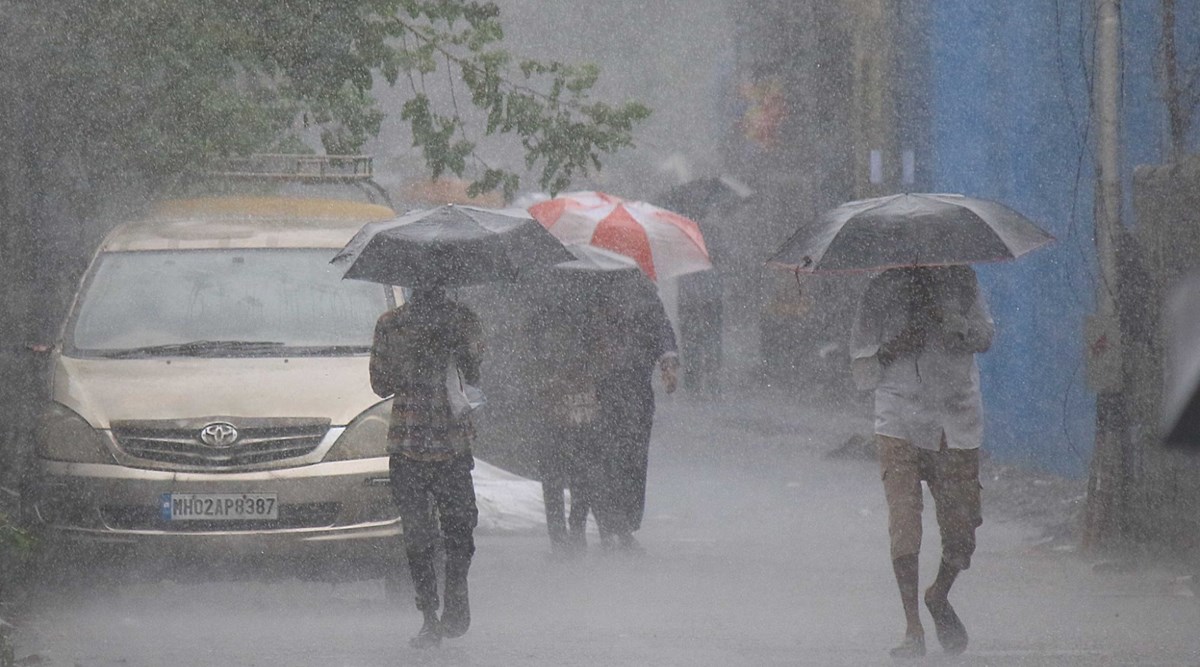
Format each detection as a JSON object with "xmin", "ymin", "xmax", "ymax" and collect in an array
[
  {"xmin": 326, "ymin": 399, "xmax": 391, "ymax": 461},
  {"xmin": 37, "ymin": 403, "xmax": 115, "ymax": 464}
]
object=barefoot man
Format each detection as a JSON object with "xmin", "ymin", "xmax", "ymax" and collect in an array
[{"xmin": 851, "ymin": 265, "xmax": 993, "ymax": 658}]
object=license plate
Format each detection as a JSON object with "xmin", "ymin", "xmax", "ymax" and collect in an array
[{"xmin": 160, "ymin": 493, "xmax": 278, "ymax": 521}]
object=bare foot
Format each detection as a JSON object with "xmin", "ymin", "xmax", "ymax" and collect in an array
[
  {"xmin": 925, "ymin": 590, "xmax": 968, "ymax": 655},
  {"xmin": 889, "ymin": 632, "xmax": 926, "ymax": 659},
  {"xmin": 618, "ymin": 534, "xmax": 645, "ymax": 555},
  {"xmin": 409, "ymin": 614, "xmax": 442, "ymax": 649}
]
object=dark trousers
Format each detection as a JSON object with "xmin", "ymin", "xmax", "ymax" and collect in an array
[
  {"xmin": 680, "ymin": 300, "xmax": 722, "ymax": 395},
  {"xmin": 538, "ymin": 424, "xmax": 604, "ymax": 546},
  {"xmin": 598, "ymin": 375, "xmax": 655, "ymax": 536},
  {"xmin": 389, "ymin": 454, "xmax": 478, "ymax": 613}
]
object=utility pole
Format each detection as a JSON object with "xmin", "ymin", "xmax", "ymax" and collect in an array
[
  {"xmin": 1083, "ymin": 0, "xmax": 1128, "ymax": 550},
  {"xmin": 1162, "ymin": 0, "xmax": 1190, "ymax": 160}
]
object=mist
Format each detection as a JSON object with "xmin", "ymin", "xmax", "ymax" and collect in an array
[{"xmin": 2, "ymin": 1, "xmax": 1200, "ymax": 666}]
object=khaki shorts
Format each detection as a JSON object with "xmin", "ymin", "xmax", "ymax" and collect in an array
[{"xmin": 879, "ymin": 435, "xmax": 982, "ymax": 570}]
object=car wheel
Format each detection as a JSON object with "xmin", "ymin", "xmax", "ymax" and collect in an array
[{"xmin": 384, "ymin": 568, "xmax": 411, "ymax": 605}]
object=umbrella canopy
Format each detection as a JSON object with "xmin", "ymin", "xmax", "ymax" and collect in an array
[
  {"xmin": 1164, "ymin": 273, "xmax": 1200, "ymax": 446},
  {"xmin": 528, "ymin": 191, "xmax": 711, "ymax": 281},
  {"xmin": 332, "ymin": 204, "xmax": 572, "ymax": 287},
  {"xmin": 656, "ymin": 175, "xmax": 754, "ymax": 222},
  {"xmin": 769, "ymin": 193, "xmax": 1054, "ymax": 273},
  {"xmin": 522, "ymin": 244, "xmax": 662, "ymax": 330},
  {"xmin": 522, "ymin": 244, "xmax": 643, "ymax": 308},
  {"xmin": 556, "ymin": 243, "xmax": 642, "ymax": 273}
]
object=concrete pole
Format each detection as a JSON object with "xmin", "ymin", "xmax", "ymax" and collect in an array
[
  {"xmin": 1094, "ymin": 0, "xmax": 1123, "ymax": 271},
  {"xmin": 1083, "ymin": 0, "xmax": 1128, "ymax": 550},
  {"xmin": 1162, "ymin": 0, "xmax": 1187, "ymax": 160}
]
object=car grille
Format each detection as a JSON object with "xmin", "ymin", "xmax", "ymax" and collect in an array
[
  {"xmin": 100, "ymin": 502, "xmax": 341, "ymax": 532},
  {"xmin": 111, "ymin": 418, "xmax": 330, "ymax": 469}
]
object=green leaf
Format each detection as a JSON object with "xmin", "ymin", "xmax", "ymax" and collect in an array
[{"xmin": 3, "ymin": 0, "xmax": 650, "ymax": 199}]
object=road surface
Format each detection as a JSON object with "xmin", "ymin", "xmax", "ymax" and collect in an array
[{"xmin": 12, "ymin": 393, "xmax": 1200, "ymax": 666}]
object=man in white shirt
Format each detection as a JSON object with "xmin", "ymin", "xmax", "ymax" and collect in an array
[{"xmin": 851, "ymin": 265, "xmax": 994, "ymax": 659}]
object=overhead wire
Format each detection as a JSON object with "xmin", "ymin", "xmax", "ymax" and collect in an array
[{"xmin": 1052, "ymin": 0, "xmax": 1103, "ymax": 465}]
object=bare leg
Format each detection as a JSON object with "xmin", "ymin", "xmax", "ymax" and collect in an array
[
  {"xmin": 925, "ymin": 446, "xmax": 978, "ymax": 655},
  {"xmin": 879, "ymin": 437, "xmax": 925, "ymax": 657},
  {"xmin": 890, "ymin": 554, "xmax": 926, "ymax": 658},
  {"xmin": 927, "ymin": 558, "xmax": 958, "ymax": 601},
  {"xmin": 925, "ymin": 559, "xmax": 968, "ymax": 654}
]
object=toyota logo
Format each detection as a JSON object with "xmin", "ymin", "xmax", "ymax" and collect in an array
[{"xmin": 199, "ymin": 422, "xmax": 239, "ymax": 448}]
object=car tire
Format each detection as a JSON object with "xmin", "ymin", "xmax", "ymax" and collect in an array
[{"xmin": 384, "ymin": 568, "xmax": 411, "ymax": 605}]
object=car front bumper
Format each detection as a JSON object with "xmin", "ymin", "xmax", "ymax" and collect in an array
[{"xmin": 31, "ymin": 456, "xmax": 401, "ymax": 559}]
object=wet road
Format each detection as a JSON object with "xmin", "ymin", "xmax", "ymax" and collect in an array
[{"xmin": 13, "ymin": 394, "xmax": 1200, "ymax": 666}]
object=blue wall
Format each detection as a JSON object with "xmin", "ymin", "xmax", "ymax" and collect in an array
[{"xmin": 928, "ymin": 1, "xmax": 1181, "ymax": 475}]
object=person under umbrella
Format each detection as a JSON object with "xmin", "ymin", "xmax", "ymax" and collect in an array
[
  {"xmin": 370, "ymin": 285, "xmax": 482, "ymax": 648},
  {"xmin": 592, "ymin": 265, "xmax": 679, "ymax": 552},
  {"xmin": 852, "ymin": 265, "xmax": 992, "ymax": 658},
  {"xmin": 527, "ymin": 194, "xmax": 697, "ymax": 551},
  {"xmin": 773, "ymin": 193, "xmax": 1052, "ymax": 658},
  {"xmin": 654, "ymin": 178, "xmax": 751, "ymax": 396},
  {"xmin": 524, "ymin": 294, "xmax": 606, "ymax": 557},
  {"xmin": 522, "ymin": 245, "xmax": 677, "ymax": 555},
  {"xmin": 337, "ymin": 204, "xmax": 570, "ymax": 648}
]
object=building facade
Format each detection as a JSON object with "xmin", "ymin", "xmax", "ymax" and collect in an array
[{"xmin": 725, "ymin": 0, "xmax": 1195, "ymax": 475}]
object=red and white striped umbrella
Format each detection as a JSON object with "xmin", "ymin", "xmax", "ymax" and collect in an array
[{"xmin": 528, "ymin": 191, "xmax": 711, "ymax": 281}]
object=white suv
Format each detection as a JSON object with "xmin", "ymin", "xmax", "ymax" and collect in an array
[{"xmin": 30, "ymin": 192, "xmax": 404, "ymax": 562}]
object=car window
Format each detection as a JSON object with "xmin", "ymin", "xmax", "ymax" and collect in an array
[{"xmin": 68, "ymin": 249, "xmax": 389, "ymax": 356}]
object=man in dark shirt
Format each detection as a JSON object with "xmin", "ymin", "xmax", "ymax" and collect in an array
[
  {"xmin": 370, "ymin": 286, "xmax": 483, "ymax": 649},
  {"xmin": 594, "ymin": 277, "xmax": 678, "ymax": 551}
]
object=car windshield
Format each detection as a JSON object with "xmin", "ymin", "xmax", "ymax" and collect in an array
[{"xmin": 68, "ymin": 249, "xmax": 389, "ymax": 357}]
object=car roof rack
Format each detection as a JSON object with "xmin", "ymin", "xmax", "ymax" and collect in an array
[
  {"xmin": 207, "ymin": 154, "xmax": 375, "ymax": 182},
  {"xmin": 184, "ymin": 154, "xmax": 393, "ymax": 208}
]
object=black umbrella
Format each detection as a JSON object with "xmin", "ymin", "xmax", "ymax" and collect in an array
[
  {"xmin": 332, "ymin": 204, "xmax": 572, "ymax": 287},
  {"xmin": 1164, "ymin": 273, "xmax": 1200, "ymax": 446},
  {"xmin": 656, "ymin": 175, "xmax": 754, "ymax": 221},
  {"xmin": 523, "ymin": 245, "xmax": 643, "ymax": 306},
  {"xmin": 768, "ymin": 193, "xmax": 1054, "ymax": 273},
  {"xmin": 556, "ymin": 244, "xmax": 642, "ymax": 274},
  {"xmin": 522, "ymin": 244, "xmax": 666, "ymax": 330}
]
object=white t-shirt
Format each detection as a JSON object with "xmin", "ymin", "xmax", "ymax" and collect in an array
[{"xmin": 850, "ymin": 268, "xmax": 994, "ymax": 450}]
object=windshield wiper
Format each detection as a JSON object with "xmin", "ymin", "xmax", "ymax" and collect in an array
[
  {"xmin": 284, "ymin": 344, "xmax": 371, "ymax": 355},
  {"xmin": 99, "ymin": 340, "xmax": 286, "ymax": 359}
]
